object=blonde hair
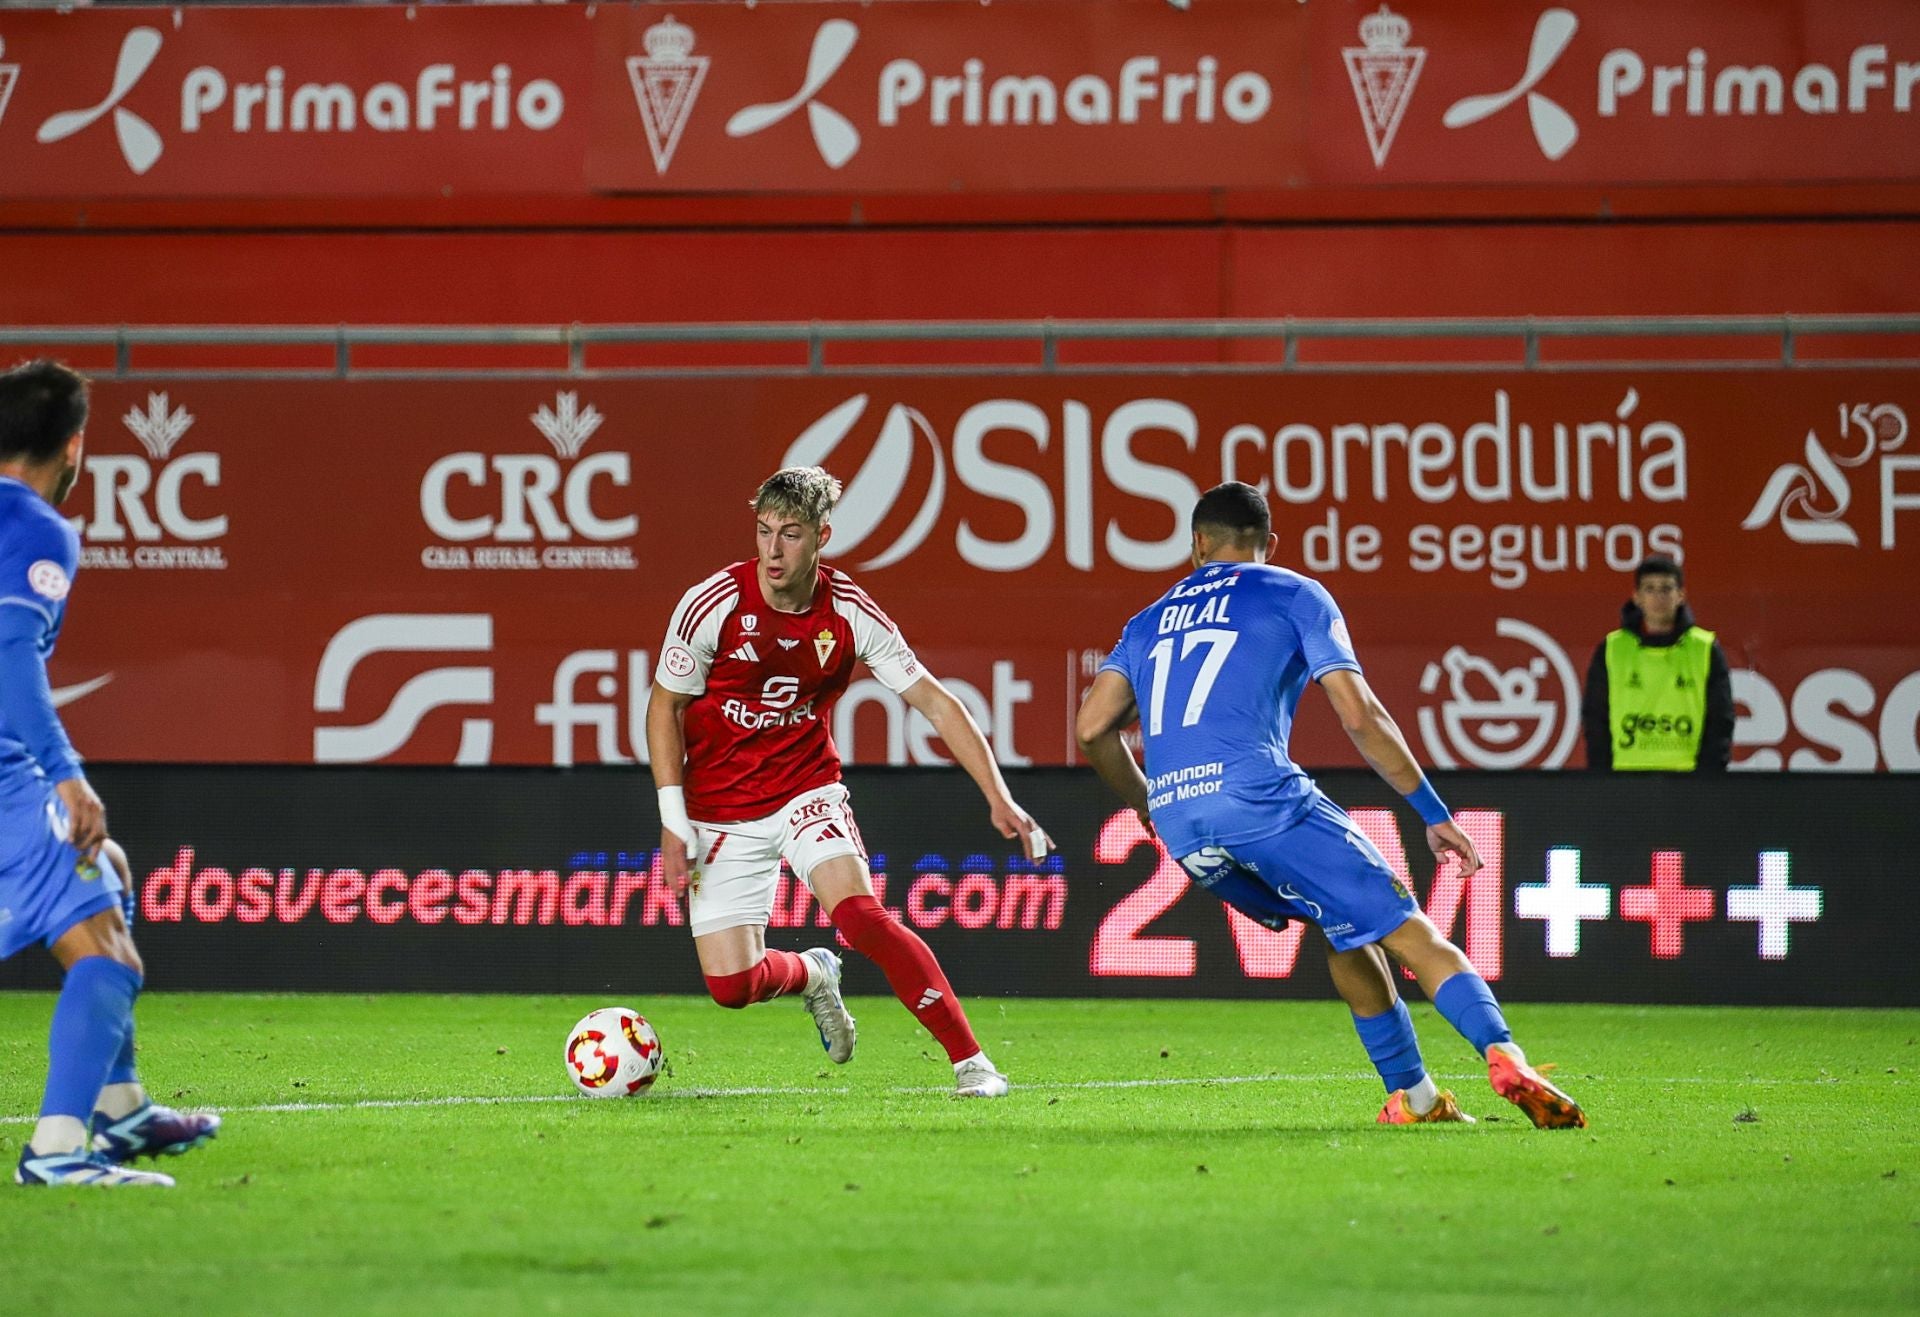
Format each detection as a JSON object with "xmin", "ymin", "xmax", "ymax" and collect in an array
[{"xmin": 750, "ymin": 465, "xmax": 843, "ymax": 528}]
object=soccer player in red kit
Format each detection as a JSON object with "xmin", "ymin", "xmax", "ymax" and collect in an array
[{"xmin": 648, "ymin": 466, "xmax": 1051, "ymax": 1097}]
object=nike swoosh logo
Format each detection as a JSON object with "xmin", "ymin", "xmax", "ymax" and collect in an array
[{"xmin": 52, "ymin": 673, "xmax": 113, "ymax": 707}]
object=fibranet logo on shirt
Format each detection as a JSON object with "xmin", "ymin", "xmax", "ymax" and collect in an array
[
  {"xmin": 72, "ymin": 391, "xmax": 228, "ymax": 570},
  {"xmin": 417, "ymin": 392, "xmax": 639, "ymax": 572}
]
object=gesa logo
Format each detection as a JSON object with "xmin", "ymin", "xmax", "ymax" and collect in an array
[
  {"xmin": 1617, "ymin": 711, "xmax": 1695, "ymax": 750},
  {"xmin": 419, "ymin": 392, "xmax": 638, "ymax": 571}
]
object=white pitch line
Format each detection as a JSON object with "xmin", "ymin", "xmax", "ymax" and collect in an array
[{"xmin": 0, "ymin": 1069, "xmax": 1899, "ymax": 1125}]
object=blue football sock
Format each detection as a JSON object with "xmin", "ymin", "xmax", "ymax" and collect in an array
[
  {"xmin": 105, "ymin": 1018, "xmax": 139, "ymax": 1087},
  {"xmin": 1351, "ymin": 999, "xmax": 1427, "ymax": 1094},
  {"xmin": 1432, "ymin": 972, "xmax": 1514, "ymax": 1057},
  {"xmin": 39, "ymin": 957, "xmax": 142, "ymax": 1121}
]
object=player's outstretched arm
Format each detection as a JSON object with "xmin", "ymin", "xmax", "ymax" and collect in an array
[
  {"xmin": 1074, "ymin": 670, "xmax": 1152, "ymax": 831},
  {"xmin": 645, "ymin": 683, "xmax": 697, "ymax": 895},
  {"xmin": 900, "ymin": 674, "xmax": 1051, "ymax": 860},
  {"xmin": 1319, "ymin": 669, "xmax": 1481, "ymax": 878}
]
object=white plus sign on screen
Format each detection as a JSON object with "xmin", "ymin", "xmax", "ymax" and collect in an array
[
  {"xmin": 1727, "ymin": 851, "xmax": 1823, "ymax": 960},
  {"xmin": 1515, "ymin": 847, "xmax": 1611, "ymax": 957}
]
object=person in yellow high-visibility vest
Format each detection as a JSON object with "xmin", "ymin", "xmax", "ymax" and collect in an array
[{"xmin": 1581, "ymin": 556, "xmax": 1733, "ymax": 771}]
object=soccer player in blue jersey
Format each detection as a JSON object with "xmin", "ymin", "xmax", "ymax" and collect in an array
[
  {"xmin": 1077, "ymin": 482, "xmax": 1584, "ymax": 1129},
  {"xmin": 1, "ymin": 360, "xmax": 220, "ymax": 1187}
]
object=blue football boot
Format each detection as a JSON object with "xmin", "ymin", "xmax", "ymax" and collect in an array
[{"xmin": 91, "ymin": 1102, "xmax": 222, "ymax": 1162}]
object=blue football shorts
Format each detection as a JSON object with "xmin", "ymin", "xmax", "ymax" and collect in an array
[
  {"xmin": 0, "ymin": 790, "xmax": 124, "ymax": 960},
  {"xmin": 1175, "ymin": 790, "xmax": 1419, "ymax": 953}
]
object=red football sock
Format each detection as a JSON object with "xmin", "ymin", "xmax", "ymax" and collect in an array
[
  {"xmin": 704, "ymin": 948, "xmax": 810, "ymax": 1009},
  {"xmin": 831, "ymin": 894, "xmax": 980, "ymax": 1063}
]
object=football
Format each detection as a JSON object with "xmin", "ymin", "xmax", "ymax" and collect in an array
[{"xmin": 563, "ymin": 1007, "xmax": 665, "ymax": 1098}]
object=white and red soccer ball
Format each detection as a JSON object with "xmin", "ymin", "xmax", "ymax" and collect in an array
[{"xmin": 564, "ymin": 1007, "xmax": 664, "ymax": 1097}]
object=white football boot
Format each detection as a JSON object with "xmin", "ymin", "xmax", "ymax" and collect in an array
[
  {"xmin": 953, "ymin": 1054, "xmax": 1010, "ymax": 1099},
  {"xmin": 800, "ymin": 947, "xmax": 857, "ymax": 1064},
  {"xmin": 16, "ymin": 1148, "xmax": 175, "ymax": 1187}
]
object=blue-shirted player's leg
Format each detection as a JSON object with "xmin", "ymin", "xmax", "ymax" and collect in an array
[
  {"xmin": 1217, "ymin": 797, "xmax": 1479, "ymax": 1124},
  {"xmin": 10, "ymin": 825, "xmax": 191, "ymax": 1187},
  {"xmin": 84, "ymin": 841, "xmax": 222, "ymax": 1164},
  {"xmin": 1244, "ymin": 797, "xmax": 1583, "ymax": 1129},
  {"xmin": 90, "ymin": 839, "xmax": 145, "ymax": 1122},
  {"xmin": 16, "ymin": 908, "xmax": 173, "ymax": 1188},
  {"xmin": 1380, "ymin": 913, "xmax": 1586, "ymax": 1130},
  {"xmin": 1182, "ymin": 841, "xmax": 1468, "ymax": 1124},
  {"xmin": 1326, "ymin": 944, "xmax": 1471, "ymax": 1125}
]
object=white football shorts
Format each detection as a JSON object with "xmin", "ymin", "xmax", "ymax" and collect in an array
[{"xmin": 686, "ymin": 783, "xmax": 867, "ymax": 937}]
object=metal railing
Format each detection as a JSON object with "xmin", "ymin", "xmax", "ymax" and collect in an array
[{"xmin": 1, "ymin": 314, "xmax": 1916, "ymax": 378}]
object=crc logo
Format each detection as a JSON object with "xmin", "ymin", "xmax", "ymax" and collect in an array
[
  {"xmin": 419, "ymin": 392, "xmax": 638, "ymax": 570},
  {"xmin": 1743, "ymin": 403, "xmax": 1916, "ymax": 550},
  {"xmin": 313, "ymin": 613, "xmax": 493, "ymax": 765},
  {"xmin": 788, "ymin": 794, "xmax": 836, "ymax": 829},
  {"xmin": 36, "ymin": 27, "xmax": 164, "ymax": 175},
  {"xmin": 72, "ymin": 392, "xmax": 228, "ymax": 571},
  {"xmin": 782, "ymin": 392, "xmax": 1204, "ymax": 574},
  {"xmin": 1416, "ymin": 617, "xmax": 1579, "ymax": 769}
]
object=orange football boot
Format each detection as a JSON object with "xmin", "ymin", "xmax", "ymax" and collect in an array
[
  {"xmin": 1377, "ymin": 1089, "xmax": 1475, "ymax": 1125},
  {"xmin": 1488, "ymin": 1046, "xmax": 1588, "ymax": 1129}
]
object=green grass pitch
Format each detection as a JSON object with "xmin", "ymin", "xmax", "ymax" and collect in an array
[{"xmin": 0, "ymin": 992, "xmax": 1914, "ymax": 1315}]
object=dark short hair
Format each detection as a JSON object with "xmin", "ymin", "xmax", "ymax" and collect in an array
[
  {"xmin": 0, "ymin": 359, "xmax": 89, "ymax": 464},
  {"xmin": 1191, "ymin": 481, "xmax": 1271, "ymax": 546},
  {"xmin": 1635, "ymin": 555, "xmax": 1683, "ymax": 587}
]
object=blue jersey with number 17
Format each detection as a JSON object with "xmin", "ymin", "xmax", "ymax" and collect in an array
[{"xmin": 1098, "ymin": 561, "xmax": 1361, "ymax": 857}]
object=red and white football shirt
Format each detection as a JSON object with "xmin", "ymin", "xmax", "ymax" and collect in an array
[{"xmin": 656, "ymin": 561, "xmax": 923, "ymax": 822}]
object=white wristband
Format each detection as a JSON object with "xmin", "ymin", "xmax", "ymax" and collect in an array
[{"xmin": 657, "ymin": 785, "xmax": 694, "ymax": 847}]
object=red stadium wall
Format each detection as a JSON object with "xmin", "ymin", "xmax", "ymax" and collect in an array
[
  {"xmin": 0, "ymin": 0, "xmax": 1913, "ymax": 771},
  {"xmin": 34, "ymin": 370, "xmax": 1920, "ymax": 772},
  {"xmin": 4, "ymin": 222, "xmax": 1920, "ymax": 332}
]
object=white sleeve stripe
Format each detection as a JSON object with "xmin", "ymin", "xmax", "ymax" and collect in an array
[
  {"xmin": 674, "ymin": 574, "xmax": 738, "ymax": 641},
  {"xmin": 830, "ymin": 583, "xmax": 896, "ymax": 633},
  {"xmin": 0, "ymin": 595, "xmax": 54, "ymax": 626},
  {"xmin": 680, "ymin": 583, "xmax": 739, "ymax": 642},
  {"xmin": 831, "ymin": 577, "xmax": 884, "ymax": 612},
  {"xmin": 683, "ymin": 592, "xmax": 737, "ymax": 648},
  {"xmin": 668, "ymin": 570, "xmax": 729, "ymax": 622},
  {"xmin": 826, "ymin": 570, "xmax": 890, "ymax": 616}
]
